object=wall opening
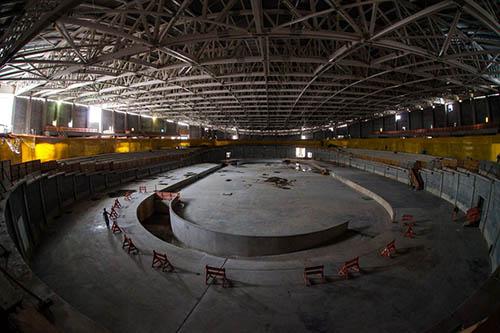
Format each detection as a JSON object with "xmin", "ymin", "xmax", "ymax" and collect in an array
[
  {"xmin": 89, "ymin": 106, "xmax": 102, "ymax": 132},
  {"xmin": 296, "ymin": 147, "xmax": 306, "ymax": 158},
  {"xmin": 0, "ymin": 93, "xmax": 14, "ymax": 132}
]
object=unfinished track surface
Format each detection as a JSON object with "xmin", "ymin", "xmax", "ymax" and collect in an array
[{"xmin": 30, "ymin": 162, "xmax": 490, "ymax": 333}]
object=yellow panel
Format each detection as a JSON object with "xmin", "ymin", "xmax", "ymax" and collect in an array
[{"xmin": 1, "ymin": 134, "xmax": 500, "ymax": 164}]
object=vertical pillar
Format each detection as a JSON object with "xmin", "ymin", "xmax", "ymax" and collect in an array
[
  {"xmin": 25, "ymin": 97, "xmax": 32, "ymax": 134},
  {"xmin": 84, "ymin": 106, "xmax": 88, "ymax": 128},
  {"xmin": 138, "ymin": 115, "xmax": 142, "ymax": 131},
  {"xmin": 42, "ymin": 98, "xmax": 48, "ymax": 128},
  {"xmin": 408, "ymin": 112, "xmax": 412, "ymax": 130},
  {"xmin": 471, "ymin": 99, "xmax": 477, "ymax": 124},
  {"xmin": 359, "ymin": 121, "xmax": 362, "ymax": 138},
  {"xmin": 431, "ymin": 107, "xmax": 436, "ymax": 128},
  {"xmin": 420, "ymin": 109, "xmax": 425, "ymax": 128},
  {"xmin": 70, "ymin": 103, "xmax": 75, "ymax": 127},
  {"xmin": 457, "ymin": 102, "xmax": 462, "ymax": 126},
  {"xmin": 445, "ymin": 105, "xmax": 449, "ymax": 127},
  {"xmin": 124, "ymin": 112, "xmax": 128, "ymax": 131},
  {"xmin": 485, "ymin": 97, "xmax": 491, "ymax": 123},
  {"xmin": 111, "ymin": 110, "xmax": 115, "ymax": 132}
]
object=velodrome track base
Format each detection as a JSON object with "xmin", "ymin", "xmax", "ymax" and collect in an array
[{"xmin": 30, "ymin": 162, "xmax": 490, "ymax": 333}]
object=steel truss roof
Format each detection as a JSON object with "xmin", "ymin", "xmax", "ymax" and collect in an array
[{"xmin": 0, "ymin": 0, "xmax": 499, "ymax": 133}]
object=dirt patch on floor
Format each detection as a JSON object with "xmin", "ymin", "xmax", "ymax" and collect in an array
[{"xmin": 264, "ymin": 177, "xmax": 295, "ymax": 189}]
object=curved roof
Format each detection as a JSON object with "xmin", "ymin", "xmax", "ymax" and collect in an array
[{"xmin": 0, "ymin": 0, "xmax": 499, "ymax": 133}]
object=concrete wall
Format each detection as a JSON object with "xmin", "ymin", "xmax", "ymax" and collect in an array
[{"xmin": 169, "ymin": 194, "xmax": 349, "ymax": 256}]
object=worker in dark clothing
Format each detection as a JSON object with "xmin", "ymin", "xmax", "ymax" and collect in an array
[{"xmin": 103, "ymin": 208, "xmax": 110, "ymax": 229}]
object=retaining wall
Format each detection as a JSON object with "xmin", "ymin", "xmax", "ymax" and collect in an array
[{"xmin": 169, "ymin": 195, "xmax": 349, "ymax": 257}]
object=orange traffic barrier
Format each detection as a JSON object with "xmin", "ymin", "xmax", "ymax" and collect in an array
[
  {"xmin": 113, "ymin": 198, "xmax": 122, "ymax": 209},
  {"xmin": 465, "ymin": 207, "xmax": 481, "ymax": 225},
  {"xmin": 152, "ymin": 250, "xmax": 174, "ymax": 272},
  {"xmin": 155, "ymin": 192, "xmax": 179, "ymax": 201},
  {"xmin": 303, "ymin": 265, "xmax": 325, "ymax": 286},
  {"xmin": 122, "ymin": 235, "xmax": 138, "ymax": 254},
  {"xmin": 404, "ymin": 224, "xmax": 415, "ymax": 238},
  {"xmin": 111, "ymin": 221, "xmax": 122, "ymax": 234},
  {"xmin": 338, "ymin": 257, "xmax": 360, "ymax": 279},
  {"xmin": 402, "ymin": 214, "xmax": 415, "ymax": 225},
  {"xmin": 124, "ymin": 192, "xmax": 132, "ymax": 201},
  {"xmin": 109, "ymin": 207, "xmax": 118, "ymax": 219},
  {"xmin": 380, "ymin": 240, "xmax": 396, "ymax": 257},
  {"xmin": 205, "ymin": 265, "xmax": 230, "ymax": 288}
]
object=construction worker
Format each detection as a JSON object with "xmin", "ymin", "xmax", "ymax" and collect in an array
[{"xmin": 103, "ymin": 208, "xmax": 110, "ymax": 229}]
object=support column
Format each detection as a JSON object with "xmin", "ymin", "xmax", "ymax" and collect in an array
[
  {"xmin": 124, "ymin": 112, "xmax": 128, "ymax": 131},
  {"xmin": 471, "ymin": 99, "xmax": 477, "ymax": 124},
  {"xmin": 70, "ymin": 103, "xmax": 74, "ymax": 127},
  {"xmin": 445, "ymin": 105, "xmax": 449, "ymax": 127},
  {"xmin": 42, "ymin": 98, "xmax": 48, "ymax": 128},
  {"xmin": 486, "ymin": 97, "xmax": 491, "ymax": 123},
  {"xmin": 25, "ymin": 97, "xmax": 32, "ymax": 134},
  {"xmin": 111, "ymin": 110, "xmax": 115, "ymax": 132}
]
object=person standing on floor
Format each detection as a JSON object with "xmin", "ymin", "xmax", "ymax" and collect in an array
[{"xmin": 103, "ymin": 208, "xmax": 110, "ymax": 229}]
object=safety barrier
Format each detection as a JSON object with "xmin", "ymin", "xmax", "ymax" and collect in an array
[
  {"xmin": 111, "ymin": 221, "xmax": 122, "ymax": 234},
  {"xmin": 466, "ymin": 208, "xmax": 481, "ymax": 225},
  {"xmin": 109, "ymin": 207, "xmax": 118, "ymax": 220},
  {"xmin": 155, "ymin": 192, "xmax": 179, "ymax": 200},
  {"xmin": 338, "ymin": 257, "xmax": 360, "ymax": 279},
  {"xmin": 151, "ymin": 251, "xmax": 174, "ymax": 272},
  {"xmin": 380, "ymin": 240, "xmax": 396, "ymax": 258},
  {"xmin": 303, "ymin": 265, "xmax": 325, "ymax": 286},
  {"xmin": 404, "ymin": 224, "xmax": 415, "ymax": 238},
  {"xmin": 402, "ymin": 214, "xmax": 415, "ymax": 225},
  {"xmin": 113, "ymin": 199, "xmax": 122, "ymax": 209},
  {"xmin": 122, "ymin": 235, "xmax": 138, "ymax": 254},
  {"xmin": 139, "ymin": 186, "xmax": 147, "ymax": 193},
  {"xmin": 205, "ymin": 265, "xmax": 229, "ymax": 288}
]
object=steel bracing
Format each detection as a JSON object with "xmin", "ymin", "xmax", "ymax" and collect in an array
[{"xmin": 0, "ymin": 0, "xmax": 498, "ymax": 133}]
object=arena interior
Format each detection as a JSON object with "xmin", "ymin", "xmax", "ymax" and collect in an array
[{"xmin": 0, "ymin": 1, "xmax": 499, "ymax": 332}]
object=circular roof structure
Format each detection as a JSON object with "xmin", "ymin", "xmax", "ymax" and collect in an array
[{"xmin": 0, "ymin": 0, "xmax": 498, "ymax": 133}]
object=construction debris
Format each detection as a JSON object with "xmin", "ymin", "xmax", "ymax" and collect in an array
[{"xmin": 264, "ymin": 177, "xmax": 295, "ymax": 189}]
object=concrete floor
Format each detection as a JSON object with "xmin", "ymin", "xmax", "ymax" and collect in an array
[
  {"xmin": 29, "ymin": 162, "xmax": 490, "ymax": 333},
  {"xmin": 179, "ymin": 161, "xmax": 387, "ymax": 236}
]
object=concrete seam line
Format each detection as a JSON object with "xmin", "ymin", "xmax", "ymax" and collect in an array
[{"xmin": 175, "ymin": 258, "xmax": 228, "ymax": 333}]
